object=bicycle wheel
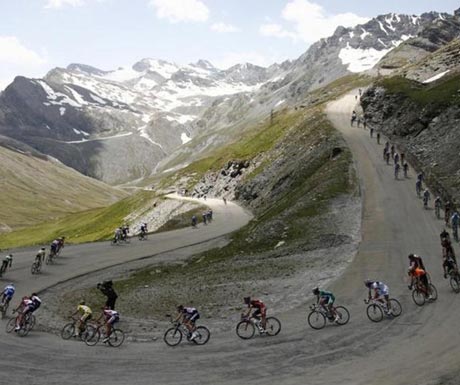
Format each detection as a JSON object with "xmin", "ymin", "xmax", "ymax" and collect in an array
[
  {"xmin": 428, "ymin": 284, "xmax": 438, "ymax": 301},
  {"xmin": 335, "ymin": 306, "xmax": 350, "ymax": 326},
  {"xmin": 1, "ymin": 303, "xmax": 8, "ymax": 319},
  {"xmin": 412, "ymin": 289, "xmax": 425, "ymax": 306},
  {"xmin": 193, "ymin": 326, "xmax": 210, "ymax": 345},
  {"xmin": 6, "ymin": 317, "xmax": 16, "ymax": 333},
  {"xmin": 31, "ymin": 263, "xmax": 38, "ymax": 274},
  {"xmin": 61, "ymin": 323, "xmax": 76, "ymax": 340},
  {"xmin": 307, "ymin": 311, "xmax": 326, "ymax": 330},
  {"xmin": 84, "ymin": 328, "xmax": 101, "ymax": 346},
  {"xmin": 45, "ymin": 255, "xmax": 51, "ymax": 265},
  {"xmin": 108, "ymin": 329, "xmax": 125, "ymax": 347},
  {"xmin": 80, "ymin": 324, "xmax": 96, "ymax": 342},
  {"xmin": 366, "ymin": 304, "xmax": 383, "ymax": 322},
  {"xmin": 450, "ymin": 275, "xmax": 460, "ymax": 293},
  {"xmin": 265, "ymin": 317, "xmax": 281, "ymax": 336},
  {"xmin": 110, "ymin": 239, "xmax": 117, "ymax": 245},
  {"xmin": 389, "ymin": 299, "xmax": 402, "ymax": 317},
  {"xmin": 164, "ymin": 327, "xmax": 182, "ymax": 346},
  {"xmin": 236, "ymin": 320, "xmax": 255, "ymax": 340}
]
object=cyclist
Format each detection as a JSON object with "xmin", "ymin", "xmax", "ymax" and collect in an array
[
  {"xmin": 312, "ymin": 287, "xmax": 340, "ymax": 322},
  {"xmin": 175, "ymin": 305, "xmax": 200, "ymax": 340},
  {"xmin": 403, "ymin": 162, "xmax": 409, "ymax": 178},
  {"xmin": 445, "ymin": 201, "xmax": 452, "ymax": 226},
  {"xmin": 364, "ymin": 280, "xmax": 392, "ymax": 314},
  {"xmin": 243, "ymin": 296, "xmax": 267, "ymax": 331},
  {"xmin": 416, "ymin": 179, "xmax": 422, "ymax": 198},
  {"xmin": 56, "ymin": 237, "xmax": 65, "ymax": 254},
  {"xmin": 407, "ymin": 255, "xmax": 431, "ymax": 299},
  {"xmin": 0, "ymin": 254, "xmax": 13, "ymax": 275},
  {"xmin": 394, "ymin": 162, "xmax": 400, "ymax": 179},
  {"xmin": 434, "ymin": 196, "xmax": 442, "ymax": 219},
  {"xmin": 72, "ymin": 300, "xmax": 92, "ymax": 338},
  {"xmin": 121, "ymin": 225, "xmax": 129, "ymax": 240},
  {"xmin": 113, "ymin": 227, "xmax": 122, "ymax": 242},
  {"xmin": 1, "ymin": 283, "xmax": 15, "ymax": 307},
  {"xmin": 140, "ymin": 222, "xmax": 147, "ymax": 235},
  {"xmin": 423, "ymin": 189, "xmax": 430, "ymax": 209},
  {"xmin": 451, "ymin": 211, "xmax": 459, "ymax": 240},
  {"xmin": 97, "ymin": 306, "xmax": 120, "ymax": 343},
  {"xmin": 50, "ymin": 238, "xmax": 60, "ymax": 257},
  {"xmin": 15, "ymin": 293, "xmax": 41, "ymax": 331},
  {"xmin": 36, "ymin": 248, "xmax": 46, "ymax": 265}
]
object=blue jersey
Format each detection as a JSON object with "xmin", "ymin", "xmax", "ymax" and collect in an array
[{"xmin": 3, "ymin": 285, "xmax": 15, "ymax": 298}]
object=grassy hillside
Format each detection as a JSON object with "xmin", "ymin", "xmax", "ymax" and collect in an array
[
  {"xmin": 61, "ymin": 105, "xmax": 358, "ymax": 319},
  {"xmin": 0, "ymin": 146, "xmax": 126, "ymax": 232},
  {"xmin": 377, "ymin": 72, "xmax": 460, "ymax": 108},
  {"xmin": 0, "ymin": 190, "xmax": 159, "ymax": 249}
]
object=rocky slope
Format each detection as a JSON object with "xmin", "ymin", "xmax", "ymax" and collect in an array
[
  {"xmin": 2, "ymin": 9, "xmax": 458, "ymax": 185},
  {"xmin": 361, "ymin": 63, "xmax": 460, "ymax": 203}
]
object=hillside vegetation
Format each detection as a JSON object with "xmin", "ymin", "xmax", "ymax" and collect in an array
[{"xmin": 0, "ymin": 145, "xmax": 126, "ymax": 233}]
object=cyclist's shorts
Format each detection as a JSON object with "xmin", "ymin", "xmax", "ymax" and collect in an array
[
  {"xmin": 107, "ymin": 315, "xmax": 119, "ymax": 325},
  {"xmin": 377, "ymin": 286, "xmax": 389, "ymax": 297},
  {"xmin": 322, "ymin": 295, "xmax": 335, "ymax": 305},
  {"xmin": 81, "ymin": 313, "xmax": 92, "ymax": 322}
]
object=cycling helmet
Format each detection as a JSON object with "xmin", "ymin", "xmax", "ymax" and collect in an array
[
  {"xmin": 243, "ymin": 297, "xmax": 251, "ymax": 305},
  {"xmin": 408, "ymin": 253, "xmax": 415, "ymax": 259},
  {"xmin": 177, "ymin": 305, "xmax": 184, "ymax": 311},
  {"xmin": 364, "ymin": 279, "xmax": 373, "ymax": 287},
  {"xmin": 312, "ymin": 287, "xmax": 320, "ymax": 295}
]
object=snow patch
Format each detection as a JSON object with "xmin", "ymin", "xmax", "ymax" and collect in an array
[
  {"xmin": 411, "ymin": 16, "xmax": 419, "ymax": 25},
  {"xmin": 89, "ymin": 93, "xmax": 106, "ymax": 104},
  {"xmin": 181, "ymin": 132, "xmax": 191, "ymax": 144},
  {"xmin": 377, "ymin": 21, "xmax": 389, "ymax": 35},
  {"xmin": 59, "ymin": 107, "xmax": 66, "ymax": 116},
  {"xmin": 423, "ymin": 70, "xmax": 450, "ymax": 84},
  {"xmin": 275, "ymin": 99, "xmax": 285, "ymax": 107},
  {"xmin": 339, "ymin": 43, "xmax": 393, "ymax": 73},
  {"xmin": 360, "ymin": 28, "xmax": 371, "ymax": 40}
]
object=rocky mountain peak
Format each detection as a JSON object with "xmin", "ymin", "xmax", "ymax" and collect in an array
[{"xmin": 67, "ymin": 63, "xmax": 107, "ymax": 76}]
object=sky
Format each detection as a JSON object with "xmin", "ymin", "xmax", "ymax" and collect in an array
[{"xmin": 0, "ymin": 0, "xmax": 458, "ymax": 89}]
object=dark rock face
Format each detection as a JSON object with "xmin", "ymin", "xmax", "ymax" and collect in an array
[{"xmin": 361, "ymin": 85, "xmax": 460, "ymax": 204}]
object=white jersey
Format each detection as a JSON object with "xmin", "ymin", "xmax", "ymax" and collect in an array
[{"xmin": 371, "ymin": 282, "xmax": 389, "ymax": 295}]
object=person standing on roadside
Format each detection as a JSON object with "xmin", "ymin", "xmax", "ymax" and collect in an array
[
  {"xmin": 376, "ymin": 132, "xmax": 381, "ymax": 144},
  {"xmin": 97, "ymin": 280, "xmax": 118, "ymax": 310}
]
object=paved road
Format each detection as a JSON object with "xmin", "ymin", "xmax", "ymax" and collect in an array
[{"xmin": 2, "ymin": 94, "xmax": 458, "ymax": 385}]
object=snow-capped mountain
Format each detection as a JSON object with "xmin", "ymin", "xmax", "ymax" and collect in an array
[
  {"xmin": 0, "ymin": 58, "xmax": 274, "ymax": 183},
  {"xmin": 0, "ymin": 8, "xmax": 458, "ymax": 184}
]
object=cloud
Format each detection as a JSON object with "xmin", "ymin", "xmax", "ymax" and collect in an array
[
  {"xmin": 260, "ymin": 0, "xmax": 368, "ymax": 43},
  {"xmin": 212, "ymin": 51, "xmax": 278, "ymax": 70},
  {"xmin": 0, "ymin": 36, "xmax": 48, "ymax": 90},
  {"xmin": 149, "ymin": 0, "xmax": 209, "ymax": 23},
  {"xmin": 259, "ymin": 23, "xmax": 296, "ymax": 40},
  {"xmin": 211, "ymin": 22, "xmax": 240, "ymax": 33},
  {"xmin": 45, "ymin": 0, "xmax": 85, "ymax": 8}
]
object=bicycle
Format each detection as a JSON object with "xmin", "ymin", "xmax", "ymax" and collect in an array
[
  {"xmin": 45, "ymin": 250, "xmax": 56, "ymax": 265},
  {"xmin": 307, "ymin": 303, "xmax": 350, "ymax": 330},
  {"xmin": 163, "ymin": 315, "xmax": 210, "ymax": 346},
  {"xmin": 61, "ymin": 315, "xmax": 96, "ymax": 341},
  {"xmin": 364, "ymin": 298, "xmax": 402, "ymax": 322},
  {"xmin": 138, "ymin": 232, "xmax": 148, "ymax": 241},
  {"xmin": 235, "ymin": 314, "xmax": 281, "ymax": 339},
  {"xmin": 31, "ymin": 260, "xmax": 42, "ymax": 274},
  {"xmin": 111, "ymin": 235, "xmax": 130, "ymax": 245},
  {"xmin": 6, "ymin": 311, "xmax": 36, "ymax": 337},
  {"xmin": 446, "ymin": 264, "xmax": 460, "ymax": 293},
  {"xmin": 411, "ymin": 279, "xmax": 438, "ymax": 306},
  {"xmin": 84, "ymin": 321, "xmax": 125, "ymax": 347}
]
